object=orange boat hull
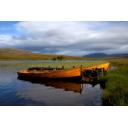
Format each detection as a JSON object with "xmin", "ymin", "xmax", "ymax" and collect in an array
[{"xmin": 17, "ymin": 63, "xmax": 110, "ymax": 79}]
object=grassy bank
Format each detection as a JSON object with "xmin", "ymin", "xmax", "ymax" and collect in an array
[
  {"xmin": 0, "ymin": 60, "xmax": 106, "ymax": 69},
  {"xmin": 103, "ymin": 58, "xmax": 128, "ymax": 105},
  {"xmin": 24, "ymin": 61, "xmax": 106, "ymax": 69}
]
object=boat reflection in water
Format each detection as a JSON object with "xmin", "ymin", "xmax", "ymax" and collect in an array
[{"xmin": 18, "ymin": 76, "xmax": 106, "ymax": 94}]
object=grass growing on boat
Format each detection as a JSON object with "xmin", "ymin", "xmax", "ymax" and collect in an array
[{"xmin": 103, "ymin": 58, "xmax": 128, "ymax": 105}]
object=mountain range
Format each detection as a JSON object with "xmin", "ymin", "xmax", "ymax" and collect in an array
[{"xmin": 85, "ymin": 52, "xmax": 128, "ymax": 58}]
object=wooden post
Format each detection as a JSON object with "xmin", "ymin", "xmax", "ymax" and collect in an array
[
  {"xmin": 62, "ymin": 66, "xmax": 64, "ymax": 70},
  {"xmin": 101, "ymin": 68, "xmax": 104, "ymax": 76},
  {"xmin": 80, "ymin": 83, "xmax": 83, "ymax": 94},
  {"xmin": 80, "ymin": 65, "xmax": 84, "ymax": 82}
]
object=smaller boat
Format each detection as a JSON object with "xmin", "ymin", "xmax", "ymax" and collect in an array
[{"xmin": 17, "ymin": 62, "xmax": 110, "ymax": 81}]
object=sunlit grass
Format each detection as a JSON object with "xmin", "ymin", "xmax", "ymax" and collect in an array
[
  {"xmin": 30, "ymin": 61, "xmax": 105, "ymax": 68},
  {"xmin": 103, "ymin": 58, "xmax": 128, "ymax": 105},
  {"xmin": 0, "ymin": 60, "xmax": 106, "ymax": 69}
]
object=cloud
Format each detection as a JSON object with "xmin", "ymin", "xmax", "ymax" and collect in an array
[
  {"xmin": 0, "ymin": 34, "xmax": 14, "ymax": 47},
  {"xmin": 16, "ymin": 21, "xmax": 96, "ymax": 46},
  {"xmin": 0, "ymin": 21, "xmax": 128, "ymax": 55}
]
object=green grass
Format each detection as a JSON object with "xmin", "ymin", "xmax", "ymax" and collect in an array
[
  {"xmin": 103, "ymin": 58, "xmax": 128, "ymax": 105},
  {"xmin": 27, "ymin": 61, "xmax": 105, "ymax": 69},
  {"xmin": 0, "ymin": 60, "xmax": 106, "ymax": 69}
]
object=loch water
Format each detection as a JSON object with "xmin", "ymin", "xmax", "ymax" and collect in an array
[{"xmin": 0, "ymin": 60, "xmax": 103, "ymax": 106}]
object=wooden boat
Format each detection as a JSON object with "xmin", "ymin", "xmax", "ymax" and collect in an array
[{"xmin": 17, "ymin": 62, "xmax": 110, "ymax": 80}]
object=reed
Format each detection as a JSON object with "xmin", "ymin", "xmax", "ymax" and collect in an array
[{"xmin": 103, "ymin": 58, "xmax": 128, "ymax": 105}]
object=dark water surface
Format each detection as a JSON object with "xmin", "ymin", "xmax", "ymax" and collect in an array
[{"xmin": 0, "ymin": 60, "xmax": 103, "ymax": 106}]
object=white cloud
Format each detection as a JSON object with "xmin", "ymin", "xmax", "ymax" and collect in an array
[
  {"xmin": 16, "ymin": 22, "xmax": 99, "ymax": 46},
  {"xmin": 0, "ymin": 21, "xmax": 128, "ymax": 55},
  {"xmin": 0, "ymin": 34, "xmax": 14, "ymax": 47}
]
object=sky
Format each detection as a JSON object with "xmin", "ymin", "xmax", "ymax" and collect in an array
[{"xmin": 0, "ymin": 21, "xmax": 128, "ymax": 56}]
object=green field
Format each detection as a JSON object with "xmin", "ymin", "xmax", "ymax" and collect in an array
[
  {"xmin": 22, "ymin": 61, "xmax": 106, "ymax": 69},
  {"xmin": 0, "ymin": 60, "xmax": 106, "ymax": 69},
  {"xmin": 103, "ymin": 58, "xmax": 128, "ymax": 105}
]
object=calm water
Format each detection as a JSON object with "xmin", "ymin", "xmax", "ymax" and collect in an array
[{"xmin": 0, "ymin": 60, "xmax": 104, "ymax": 106}]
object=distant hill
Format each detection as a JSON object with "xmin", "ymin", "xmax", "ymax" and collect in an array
[
  {"xmin": 85, "ymin": 52, "xmax": 128, "ymax": 58},
  {"xmin": 85, "ymin": 53, "xmax": 108, "ymax": 58},
  {"xmin": 0, "ymin": 48, "xmax": 88, "ymax": 60}
]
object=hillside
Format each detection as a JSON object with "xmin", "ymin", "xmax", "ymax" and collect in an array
[
  {"xmin": 85, "ymin": 53, "xmax": 108, "ymax": 58},
  {"xmin": 0, "ymin": 48, "xmax": 88, "ymax": 60},
  {"xmin": 85, "ymin": 52, "xmax": 128, "ymax": 58}
]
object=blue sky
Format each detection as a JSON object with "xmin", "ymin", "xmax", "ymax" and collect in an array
[
  {"xmin": 0, "ymin": 21, "xmax": 19, "ymax": 35},
  {"xmin": 0, "ymin": 21, "xmax": 128, "ymax": 56}
]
